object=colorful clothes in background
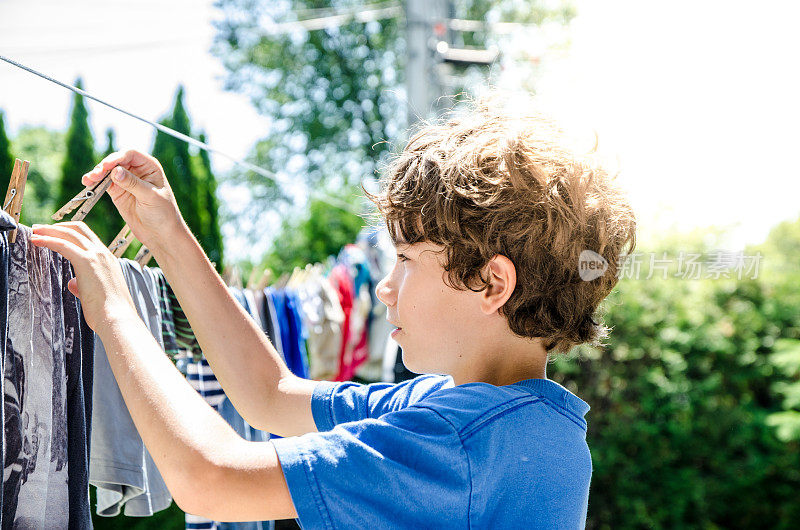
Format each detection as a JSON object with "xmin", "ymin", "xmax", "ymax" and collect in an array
[
  {"xmin": 328, "ymin": 265, "xmax": 354, "ymax": 381},
  {"xmin": 293, "ymin": 269, "xmax": 343, "ymax": 381},
  {"xmin": 267, "ymin": 289, "xmax": 309, "ymax": 380}
]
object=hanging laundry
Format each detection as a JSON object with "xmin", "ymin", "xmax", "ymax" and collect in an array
[
  {"xmin": 89, "ymin": 259, "xmax": 173, "ymax": 517},
  {"xmin": 262, "ymin": 288, "xmax": 283, "ymax": 357},
  {"xmin": 328, "ymin": 264, "xmax": 355, "ymax": 382},
  {"xmin": 293, "ymin": 267, "xmax": 344, "ymax": 381},
  {"xmin": 2, "ymin": 219, "xmax": 94, "ymax": 529},
  {"xmin": 357, "ymin": 227, "xmax": 397, "ymax": 382},
  {"xmin": 249, "ymin": 288, "xmax": 270, "ymax": 334},
  {"xmin": 339, "ymin": 244, "xmax": 373, "ymax": 380},
  {"xmin": 266, "ymin": 289, "xmax": 309, "ymax": 380},
  {"xmin": 155, "ymin": 270, "xmax": 181, "ymax": 360},
  {"xmin": 164, "ymin": 279, "xmax": 203, "ymax": 361}
]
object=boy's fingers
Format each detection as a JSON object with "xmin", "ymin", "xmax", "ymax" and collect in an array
[
  {"xmin": 54, "ymin": 221, "xmax": 106, "ymax": 247},
  {"xmin": 32, "ymin": 224, "xmax": 89, "ymax": 249},
  {"xmin": 67, "ymin": 277, "xmax": 81, "ymax": 299},
  {"xmin": 82, "ymin": 150, "xmax": 152, "ymax": 185},
  {"xmin": 108, "ymin": 166, "xmax": 158, "ymax": 201},
  {"xmin": 29, "ymin": 233, "xmax": 84, "ymax": 263}
]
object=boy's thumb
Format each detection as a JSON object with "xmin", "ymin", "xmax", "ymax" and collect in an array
[{"xmin": 110, "ymin": 166, "xmax": 157, "ymax": 199}]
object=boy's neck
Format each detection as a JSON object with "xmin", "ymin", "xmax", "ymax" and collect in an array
[{"xmin": 449, "ymin": 337, "xmax": 549, "ymax": 387}]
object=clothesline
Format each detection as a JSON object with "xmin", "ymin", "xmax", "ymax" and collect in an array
[{"xmin": 0, "ymin": 54, "xmax": 364, "ymax": 216}]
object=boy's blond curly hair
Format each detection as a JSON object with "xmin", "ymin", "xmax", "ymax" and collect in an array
[{"xmin": 365, "ymin": 93, "xmax": 636, "ymax": 355}]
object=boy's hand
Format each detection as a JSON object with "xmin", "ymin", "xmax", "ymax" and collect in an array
[
  {"xmin": 30, "ymin": 222, "xmax": 138, "ymax": 333},
  {"xmin": 82, "ymin": 149, "xmax": 186, "ymax": 251}
]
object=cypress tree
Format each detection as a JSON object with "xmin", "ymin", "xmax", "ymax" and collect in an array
[
  {"xmin": 195, "ymin": 132, "xmax": 224, "ymax": 271},
  {"xmin": 102, "ymin": 128, "xmax": 116, "ymax": 157},
  {"xmin": 98, "ymin": 128, "xmax": 125, "ymax": 243},
  {"xmin": 58, "ymin": 78, "xmax": 95, "ymax": 210},
  {"xmin": 56, "ymin": 78, "xmax": 120, "ymax": 242},
  {"xmin": 0, "ymin": 111, "xmax": 13, "ymax": 193},
  {"xmin": 152, "ymin": 86, "xmax": 204, "ymax": 240}
]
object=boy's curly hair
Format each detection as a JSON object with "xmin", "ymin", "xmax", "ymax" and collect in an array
[{"xmin": 365, "ymin": 93, "xmax": 636, "ymax": 355}]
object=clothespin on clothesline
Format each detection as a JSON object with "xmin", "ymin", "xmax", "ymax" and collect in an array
[
  {"xmin": 134, "ymin": 245, "xmax": 152, "ymax": 267},
  {"xmin": 51, "ymin": 171, "xmax": 113, "ymax": 222},
  {"xmin": 106, "ymin": 224, "xmax": 152, "ymax": 267},
  {"xmin": 108, "ymin": 224, "xmax": 134, "ymax": 257},
  {"xmin": 3, "ymin": 158, "xmax": 30, "ymax": 244}
]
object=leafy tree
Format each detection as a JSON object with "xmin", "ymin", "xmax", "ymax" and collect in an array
[
  {"xmin": 750, "ymin": 215, "xmax": 800, "ymax": 443},
  {"xmin": 57, "ymin": 78, "xmax": 96, "ymax": 219},
  {"xmin": 0, "ymin": 110, "xmax": 13, "ymax": 193},
  {"xmin": 10, "ymin": 126, "xmax": 65, "ymax": 225},
  {"xmin": 548, "ymin": 228, "xmax": 800, "ymax": 529},
  {"xmin": 261, "ymin": 190, "xmax": 365, "ymax": 277},
  {"xmin": 211, "ymin": 0, "xmax": 575, "ymax": 259}
]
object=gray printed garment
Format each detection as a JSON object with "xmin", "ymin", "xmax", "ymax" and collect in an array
[
  {"xmin": 3, "ymin": 223, "xmax": 94, "ymax": 529},
  {"xmin": 89, "ymin": 259, "xmax": 172, "ymax": 516}
]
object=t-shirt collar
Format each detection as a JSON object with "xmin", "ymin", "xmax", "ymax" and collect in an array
[{"xmin": 509, "ymin": 377, "xmax": 591, "ymax": 419}]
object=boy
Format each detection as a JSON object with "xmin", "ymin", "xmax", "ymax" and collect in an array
[{"xmin": 31, "ymin": 94, "xmax": 636, "ymax": 528}]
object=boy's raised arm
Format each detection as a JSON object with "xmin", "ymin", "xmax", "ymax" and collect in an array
[{"xmin": 83, "ymin": 150, "xmax": 319, "ymax": 438}]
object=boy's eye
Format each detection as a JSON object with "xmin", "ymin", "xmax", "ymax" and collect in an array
[{"xmin": 397, "ymin": 254, "xmax": 409, "ymax": 262}]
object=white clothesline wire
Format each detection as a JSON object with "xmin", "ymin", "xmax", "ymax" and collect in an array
[{"xmin": 0, "ymin": 54, "xmax": 365, "ymax": 216}]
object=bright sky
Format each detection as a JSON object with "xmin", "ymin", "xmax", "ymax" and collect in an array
[{"xmin": 1, "ymin": 0, "xmax": 798, "ymax": 261}]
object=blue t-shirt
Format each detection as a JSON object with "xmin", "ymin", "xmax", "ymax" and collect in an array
[{"xmin": 271, "ymin": 375, "xmax": 592, "ymax": 529}]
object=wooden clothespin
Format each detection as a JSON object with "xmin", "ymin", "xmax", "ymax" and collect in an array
[
  {"xmin": 108, "ymin": 224, "xmax": 134, "ymax": 257},
  {"xmin": 52, "ymin": 170, "xmax": 114, "ymax": 222},
  {"xmin": 134, "ymin": 245, "xmax": 152, "ymax": 268},
  {"xmin": 256, "ymin": 268, "xmax": 274, "ymax": 291},
  {"xmin": 222, "ymin": 264, "xmax": 243, "ymax": 289},
  {"xmin": 246, "ymin": 265, "xmax": 262, "ymax": 290},
  {"xmin": 3, "ymin": 159, "xmax": 30, "ymax": 244}
]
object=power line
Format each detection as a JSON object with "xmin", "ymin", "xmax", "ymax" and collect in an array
[{"xmin": 0, "ymin": 54, "xmax": 364, "ymax": 216}]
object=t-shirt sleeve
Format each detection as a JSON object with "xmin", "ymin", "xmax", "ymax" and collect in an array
[
  {"xmin": 271, "ymin": 406, "xmax": 470, "ymax": 529},
  {"xmin": 311, "ymin": 374, "xmax": 454, "ymax": 431}
]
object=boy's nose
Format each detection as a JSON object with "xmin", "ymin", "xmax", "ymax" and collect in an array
[{"xmin": 375, "ymin": 276, "xmax": 396, "ymax": 307}]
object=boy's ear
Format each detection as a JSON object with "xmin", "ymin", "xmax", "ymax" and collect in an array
[{"xmin": 480, "ymin": 254, "xmax": 517, "ymax": 315}]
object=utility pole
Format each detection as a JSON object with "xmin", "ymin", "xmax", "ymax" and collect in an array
[
  {"xmin": 404, "ymin": 0, "xmax": 501, "ymax": 127},
  {"xmin": 405, "ymin": 0, "xmax": 450, "ymax": 126}
]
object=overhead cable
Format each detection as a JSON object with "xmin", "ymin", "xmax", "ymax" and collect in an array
[{"xmin": 0, "ymin": 53, "xmax": 364, "ymax": 215}]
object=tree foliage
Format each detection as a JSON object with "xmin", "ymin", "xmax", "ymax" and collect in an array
[
  {"xmin": 261, "ymin": 190, "xmax": 366, "ymax": 276},
  {"xmin": 10, "ymin": 126, "xmax": 65, "ymax": 226},
  {"xmin": 102, "ymin": 128, "xmax": 116, "ymax": 158},
  {"xmin": 549, "ymin": 229, "xmax": 800, "ymax": 529},
  {"xmin": 211, "ymin": 0, "xmax": 575, "ymax": 256}
]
